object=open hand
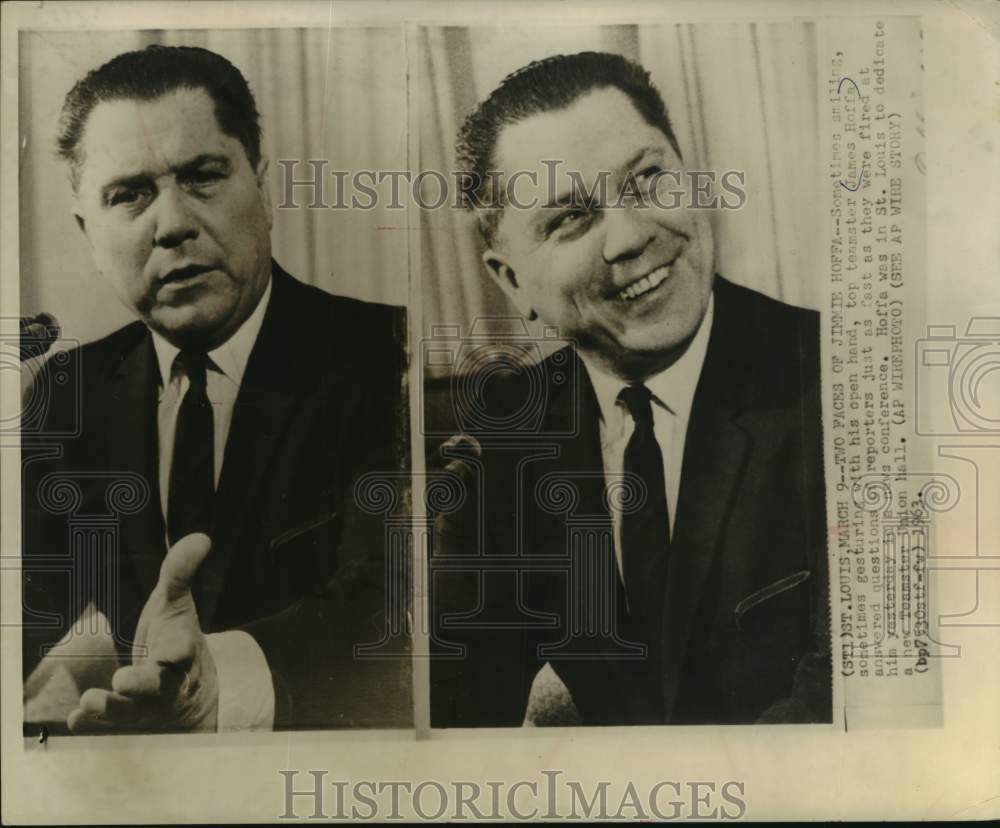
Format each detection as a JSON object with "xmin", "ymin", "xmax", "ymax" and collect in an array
[{"xmin": 67, "ymin": 533, "xmax": 218, "ymax": 733}]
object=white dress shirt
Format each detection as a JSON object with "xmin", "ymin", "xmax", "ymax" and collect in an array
[
  {"xmin": 152, "ymin": 277, "xmax": 272, "ymax": 514},
  {"xmin": 579, "ymin": 294, "xmax": 715, "ymax": 576},
  {"xmin": 149, "ymin": 277, "xmax": 275, "ymax": 730}
]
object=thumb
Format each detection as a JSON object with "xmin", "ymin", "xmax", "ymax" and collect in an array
[{"xmin": 158, "ymin": 532, "xmax": 212, "ymax": 604}]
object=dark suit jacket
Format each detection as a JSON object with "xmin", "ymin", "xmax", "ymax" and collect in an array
[
  {"xmin": 429, "ymin": 276, "xmax": 830, "ymax": 726},
  {"xmin": 22, "ymin": 262, "xmax": 411, "ymax": 730}
]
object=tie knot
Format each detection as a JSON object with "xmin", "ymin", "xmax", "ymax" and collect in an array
[
  {"xmin": 175, "ymin": 349, "xmax": 208, "ymax": 389},
  {"xmin": 618, "ymin": 383, "xmax": 654, "ymax": 427}
]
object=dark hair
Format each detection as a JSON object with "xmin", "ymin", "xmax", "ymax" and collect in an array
[
  {"xmin": 57, "ymin": 44, "xmax": 262, "ymax": 189},
  {"xmin": 456, "ymin": 51, "xmax": 682, "ymax": 245}
]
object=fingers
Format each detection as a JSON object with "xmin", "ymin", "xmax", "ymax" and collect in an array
[
  {"xmin": 67, "ymin": 694, "xmax": 117, "ymax": 733},
  {"xmin": 68, "ymin": 664, "xmax": 190, "ymax": 734},
  {"xmin": 68, "ymin": 688, "xmax": 142, "ymax": 733},
  {"xmin": 112, "ymin": 663, "xmax": 187, "ymax": 698},
  {"xmin": 158, "ymin": 532, "xmax": 212, "ymax": 604},
  {"xmin": 132, "ymin": 534, "xmax": 209, "ymax": 660},
  {"xmin": 79, "ymin": 687, "xmax": 136, "ymax": 717},
  {"xmin": 67, "ymin": 708, "xmax": 115, "ymax": 734}
]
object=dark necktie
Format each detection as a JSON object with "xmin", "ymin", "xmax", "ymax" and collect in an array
[
  {"xmin": 618, "ymin": 383, "xmax": 671, "ymax": 635},
  {"xmin": 167, "ymin": 350, "xmax": 214, "ymax": 545}
]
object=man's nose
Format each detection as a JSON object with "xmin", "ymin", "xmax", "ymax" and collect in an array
[
  {"xmin": 152, "ymin": 187, "xmax": 199, "ymax": 249},
  {"xmin": 601, "ymin": 206, "xmax": 655, "ymax": 264}
]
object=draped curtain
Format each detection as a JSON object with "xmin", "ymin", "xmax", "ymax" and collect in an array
[
  {"xmin": 417, "ymin": 23, "xmax": 822, "ymax": 352},
  {"xmin": 19, "ymin": 27, "xmax": 407, "ymax": 344},
  {"xmin": 20, "ymin": 24, "xmax": 822, "ymax": 346}
]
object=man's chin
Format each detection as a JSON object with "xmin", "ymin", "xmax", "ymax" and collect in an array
[
  {"xmin": 145, "ymin": 307, "xmax": 233, "ymax": 350},
  {"xmin": 603, "ymin": 325, "xmax": 701, "ymax": 375}
]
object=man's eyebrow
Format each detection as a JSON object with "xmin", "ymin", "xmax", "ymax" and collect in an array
[
  {"xmin": 539, "ymin": 146, "xmax": 663, "ymax": 210},
  {"xmin": 625, "ymin": 145, "xmax": 662, "ymax": 170},
  {"xmin": 173, "ymin": 153, "xmax": 232, "ymax": 175},
  {"xmin": 541, "ymin": 190, "xmax": 593, "ymax": 211}
]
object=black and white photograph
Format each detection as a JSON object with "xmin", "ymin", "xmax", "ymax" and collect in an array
[
  {"xmin": 420, "ymin": 25, "xmax": 831, "ymax": 728},
  {"xmin": 1, "ymin": 1, "xmax": 998, "ymax": 824},
  {"xmin": 17, "ymin": 27, "xmax": 413, "ymax": 735}
]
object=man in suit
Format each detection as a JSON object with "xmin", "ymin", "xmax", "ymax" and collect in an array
[
  {"xmin": 22, "ymin": 45, "xmax": 410, "ymax": 732},
  {"xmin": 429, "ymin": 52, "xmax": 830, "ymax": 726}
]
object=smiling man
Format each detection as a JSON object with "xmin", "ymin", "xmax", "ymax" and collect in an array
[
  {"xmin": 430, "ymin": 52, "xmax": 830, "ymax": 727},
  {"xmin": 22, "ymin": 45, "xmax": 410, "ymax": 733}
]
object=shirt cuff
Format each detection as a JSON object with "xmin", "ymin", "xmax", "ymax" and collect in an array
[{"xmin": 205, "ymin": 631, "xmax": 275, "ymax": 731}]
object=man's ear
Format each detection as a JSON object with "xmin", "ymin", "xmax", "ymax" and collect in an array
[
  {"xmin": 255, "ymin": 157, "xmax": 273, "ymax": 229},
  {"xmin": 482, "ymin": 249, "xmax": 537, "ymax": 321}
]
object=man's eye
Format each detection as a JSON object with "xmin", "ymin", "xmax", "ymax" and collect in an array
[
  {"xmin": 184, "ymin": 169, "xmax": 225, "ymax": 187},
  {"xmin": 107, "ymin": 187, "xmax": 150, "ymax": 207},
  {"xmin": 636, "ymin": 165, "xmax": 664, "ymax": 183},
  {"xmin": 547, "ymin": 208, "xmax": 590, "ymax": 236}
]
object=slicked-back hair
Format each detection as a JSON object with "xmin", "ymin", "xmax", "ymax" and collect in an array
[
  {"xmin": 456, "ymin": 51, "xmax": 682, "ymax": 246},
  {"xmin": 57, "ymin": 44, "xmax": 262, "ymax": 190}
]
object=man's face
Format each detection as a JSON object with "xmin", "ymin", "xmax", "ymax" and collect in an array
[
  {"xmin": 485, "ymin": 87, "xmax": 715, "ymax": 380},
  {"xmin": 72, "ymin": 87, "xmax": 273, "ymax": 350}
]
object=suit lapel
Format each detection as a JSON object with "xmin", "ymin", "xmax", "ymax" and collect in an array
[
  {"xmin": 196, "ymin": 266, "xmax": 302, "ymax": 627},
  {"xmin": 658, "ymin": 277, "xmax": 754, "ymax": 720},
  {"xmin": 659, "ymin": 400, "xmax": 750, "ymax": 718},
  {"xmin": 104, "ymin": 328, "xmax": 167, "ymax": 607}
]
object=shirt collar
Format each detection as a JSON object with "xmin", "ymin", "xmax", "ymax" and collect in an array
[
  {"xmin": 581, "ymin": 292, "xmax": 715, "ymax": 426},
  {"xmin": 150, "ymin": 276, "xmax": 273, "ymax": 387}
]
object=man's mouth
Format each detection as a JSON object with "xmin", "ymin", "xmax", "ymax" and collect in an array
[
  {"xmin": 159, "ymin": 264, "xmax": 215, "ymax": 286},
  {"xmin": 616, "ymin": 263, "xmax": 673, "ymax": 302}
]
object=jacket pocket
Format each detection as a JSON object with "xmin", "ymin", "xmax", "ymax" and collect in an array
[
  {"xmin": 734, "ymin": 569, "xmax": 811, "ymax": 630},
  {"xmin": 269, "ymin": 510, "xmax": 340, "ymax": 552}
]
